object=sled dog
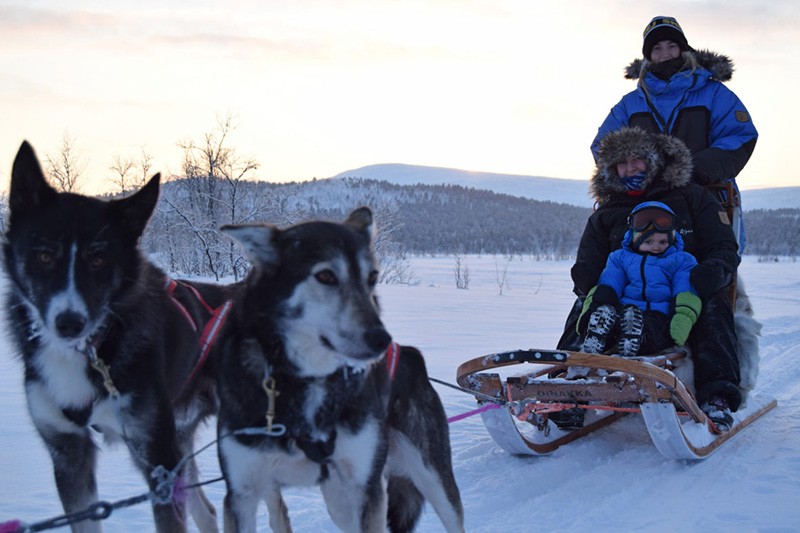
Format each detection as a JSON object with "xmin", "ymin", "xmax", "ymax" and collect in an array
[
  {"xmin": 3, "ymin": 142, "xmax": 222, "ymax": 533},
  {"xmin": 216, "ymin": 208, "xmax": 464, "ymax": 532}
]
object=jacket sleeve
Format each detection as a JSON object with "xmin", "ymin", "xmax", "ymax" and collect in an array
[
  {"xmin": 672, "ymin": 252, "xmax": 699, "ymax": 296},
  {"xmin": 571, "ymin": 213, "xmax": 612, "ymax": 297},
  {"xmin": 691, "ymin": 84, "xmax": 758, "ymax": 184},
  {"xmin": 687, "ymin": 185, "xmax": 740, "ymax": 280}
]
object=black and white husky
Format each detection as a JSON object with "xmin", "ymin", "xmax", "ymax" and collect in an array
[
  {"xmin": 217, "ymin": 208, "xmax": 464, "ymax": 532},
  {"xmin": 3, "ymin": 142, "xmax": 224, "ymax": 533}
]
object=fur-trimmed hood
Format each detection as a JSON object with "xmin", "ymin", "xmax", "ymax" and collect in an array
[
  {"xmin": 624, "ymin": 49, "xmax": 735, "ymax": 82},
  {"xmin": 590, "ymin": 127, "xmax": 694, "ymax": 204}
]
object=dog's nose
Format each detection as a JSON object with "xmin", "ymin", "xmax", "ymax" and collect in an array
[
  {"xmin": 364, "ymin": 327, "xmax": 392, "ymax": 354},
  {"xmin": 55, "ymin": 311, "xmax": 88, "ymax": 338}
]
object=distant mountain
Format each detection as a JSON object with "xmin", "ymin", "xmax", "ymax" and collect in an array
[
  {"xmin": 334, "ymin": 164, "xmax": 594, "ymax": 207},
  {"xmin": 334, "ymin": 163, "xmax": 800, "ymax": 211},
  {"xmin": 739, "ymin": 187, "xmax": 800, "ymax": 211}
]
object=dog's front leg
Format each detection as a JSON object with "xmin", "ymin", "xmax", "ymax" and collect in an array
[
  {"xmin": 321, "ymin": 464, "xmax": 387, "ymax": 533},
  {"xmin": 119, "ymin": 398, "xmax": 189, "ymax": 533},
  {"xmin": 183, "ymin": 455, "xmax": 219, "ymax": 533},
  {"xmin": 222, "ymin": 487, "xmax": 274, "ymax": 533},
  {"xmin": 27, "ymin": 385, "xmax": 101, "ymax": 533},
  {"xmin": 39, "ymin": 428, "xmax": 102, "ymax": 533},
  {"xmin": 263, "ymin": 485, "xmax": 292, "ymax": 533},
  {"xmin": 321, "ymin": 422, "xmax": 388, "ymax": 533},
  {"xmin": 219, "ymin": 435, "xmax": 292, "ymax": 533}
]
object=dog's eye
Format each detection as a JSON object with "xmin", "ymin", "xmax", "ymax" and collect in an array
[
  {"xmin": 367, "ymin": 270, "xmax": 379, "ymax": 287},
  {"xmin": 315, "ymin": 269, "xmax": 338, "ymax": 286},
  {"xmin": 36, "ymin": 251, "xmax": 54, "ymax": 265},
  {"xmin": 88, "ymin": 254, "xmax": 107, "ymax": 270}
]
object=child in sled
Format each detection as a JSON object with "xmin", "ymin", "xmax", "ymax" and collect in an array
[{"xmin": 576, "ymin": 201, "xmax": 702, "ymax": 357}]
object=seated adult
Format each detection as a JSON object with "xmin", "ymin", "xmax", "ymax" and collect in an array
[{"xmin": 558, "ymin": 127, "xmax": 740, "ymax": 430}]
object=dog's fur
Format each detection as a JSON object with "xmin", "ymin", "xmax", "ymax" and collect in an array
[
  {"xmin": 216, "ymin": 208, "xmax": 464, "ymax": 532},
  {"xmin": 3, "ymin": 142, "xmax": 223, "ymax": 533},
  {"xmin": 734, "ymin": 276, "xmax": 761, "ymax": 403}
]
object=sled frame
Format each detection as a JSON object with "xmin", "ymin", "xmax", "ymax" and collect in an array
[{"xmin": 456, "ymin": 349, "xmax": 776, "ymax": 459}]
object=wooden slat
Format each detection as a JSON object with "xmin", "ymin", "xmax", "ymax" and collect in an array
[{"xmin": 505, "ymin": 377, "xmax": 671, "ymax": 403}]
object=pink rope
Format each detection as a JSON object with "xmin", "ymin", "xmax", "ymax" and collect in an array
[
  {"xmin": 0, "ymin": 520, "xmax": 21, "ymax": 533},
  {"xmin": 447, "ymin": 403, "xmax": 501, "ymax": 423},
  {"xmin": 172, "ymin": 474, "xmax": 187, "ymax": 506}
]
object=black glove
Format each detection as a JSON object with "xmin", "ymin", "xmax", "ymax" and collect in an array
[{"xmin": 690, "ymin": 264, "xmax": 725, "ymax": 298}]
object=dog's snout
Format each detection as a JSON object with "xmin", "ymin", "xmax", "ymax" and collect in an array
[
  {"xmin": 364, "ymin": 327, "xmax": 392, "ymax": 354},
  {"xmin": 55, "ymin": 311, "xmax": 88, "ymax": 339}
]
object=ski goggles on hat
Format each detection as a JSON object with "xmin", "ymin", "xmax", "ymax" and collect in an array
[{"xmin": 628, "ymin": 207, "xmax": 676, "ymax": 232}]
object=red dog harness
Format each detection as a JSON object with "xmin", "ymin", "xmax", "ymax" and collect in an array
[
  {"xmin": 385, "ymin": 342, "xmax": 400, "ymax": 380},
  {"xmin": 165, "ymin": 278, "xmax": 233, "ymax": 395}
]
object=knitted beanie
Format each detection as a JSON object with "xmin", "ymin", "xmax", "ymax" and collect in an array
[{"xmin": 642, "ymin": 16, "xmax": 690, "ymax": 59}]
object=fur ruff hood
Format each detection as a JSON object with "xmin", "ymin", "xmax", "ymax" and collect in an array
[
  {"xmin": 624, "ymin": 49, "xmax": 734, "ymax": 82},
  {"xmin": 590, "ymin": 127, "xmax": 694, "ymax": 204}
]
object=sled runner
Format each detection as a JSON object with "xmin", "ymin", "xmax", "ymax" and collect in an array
[{"xmin": 455, "ymin": 349, "xmax": 776, "ymax": 460}]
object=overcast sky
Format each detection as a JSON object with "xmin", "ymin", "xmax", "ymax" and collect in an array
[{"xmin": 1, "ymin": 0, "xmax": 797, "ymax": 193}]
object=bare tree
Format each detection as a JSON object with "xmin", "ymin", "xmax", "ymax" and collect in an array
[
  {"xmin": 366, "ymin": 203, "xmax": 415, "ymax": 285},
  {"xmin": 495, "ymin": 255, "xmax": 511, "ymax": 295},
  {"xmin": 45, "ymin": 132, "xmax": 86, "ymax": 192},
  {"xmin": 136, "ymin": 147, "xmax": 154, "ymax": 188},
  {"xmin": 109, "ymin": 155, "xmax": 134, "ymax": 194},
  {"xmin": 109, "ymin": 147, "xmax": 154, "ymax": 195},
  {"xmin": 159, "ymin": 113, "xmax": 266, "ymax": 280},
  {"xmin": 454, "ymin": 254, "xmax": 470, "ymax": 289}
]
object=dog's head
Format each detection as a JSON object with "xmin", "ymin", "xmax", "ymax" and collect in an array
[
  {"xmin": 3, "ymin": 141, "xmax": 160, "ymax": 353},
  {"xmin": 222, "ymin": 207, "xmax": 392, "ymax": 377}
]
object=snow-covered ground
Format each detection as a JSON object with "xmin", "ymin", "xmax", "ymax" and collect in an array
[{"xmin": 1, "ymin": 255, "xmax": 798, "ymax": 532}]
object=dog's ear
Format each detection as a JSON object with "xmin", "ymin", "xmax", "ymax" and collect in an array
[
  {"xmin": 221, "ymin": 224, "xmax": 280, "ymax": 271},
  {"xmin": 345, "ymin": 206, "xmax": 374, "ymax": 240},
  {"xmin": 9, "ymin": 141, "xmax": 58, "ymax": 220},
  {"xmin": 111, "ymin": 174, "xmax": 160, "ymax": 239}
]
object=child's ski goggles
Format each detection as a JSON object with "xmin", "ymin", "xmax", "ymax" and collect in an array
[{"xmin": 628, "ymin": 207, "xmax": 676, "ymax": 232}]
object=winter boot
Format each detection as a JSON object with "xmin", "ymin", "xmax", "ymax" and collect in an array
[
  {"xmin": 581, "ymin": 304, "xmax": 618, "ymax": 354},
  {"xmin": 700, "ymin": 396, "xmax": 734, "ymax": 432},
  {"xmin": 615, "ymin": 304, "xmax": 644, "ymax": 357}
]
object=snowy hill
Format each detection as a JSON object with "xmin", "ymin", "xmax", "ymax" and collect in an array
[
  {"xmin": 334, "ymin": 163, "xmax": 800, "ymax": 210},
  {"xmin": 740, "ymin": 186, "xmax": 800, "ymax": 211},
  {"xmin": 334, "ymin": 164, "xmax": 595, "ymax": 207}
]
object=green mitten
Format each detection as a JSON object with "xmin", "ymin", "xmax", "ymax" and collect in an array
[
  {"xmin": 576, "ymin": 286, "xmax": 598, "ymax": 335},
  {"xmin": 670, "ymin": 292, "xmax": 702, "ymax": 346}
]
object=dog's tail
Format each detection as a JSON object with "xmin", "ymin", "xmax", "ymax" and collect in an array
[{"xmin": 387, "ymin": 476, "xmax": 424, "ymax": 533}]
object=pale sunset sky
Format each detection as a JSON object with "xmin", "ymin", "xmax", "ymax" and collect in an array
[{"xmin": 1, "ymin": 0, "xmax": 797, "ymax": 194}]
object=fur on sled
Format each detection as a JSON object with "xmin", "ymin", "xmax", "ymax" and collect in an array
[
  {"xmin": 734, "ymin": 277, "xmax": 761, "ymax": 404},
  {"xmin": 673, "ymin": 276, "xmax": 761, "ymax": 407}
]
